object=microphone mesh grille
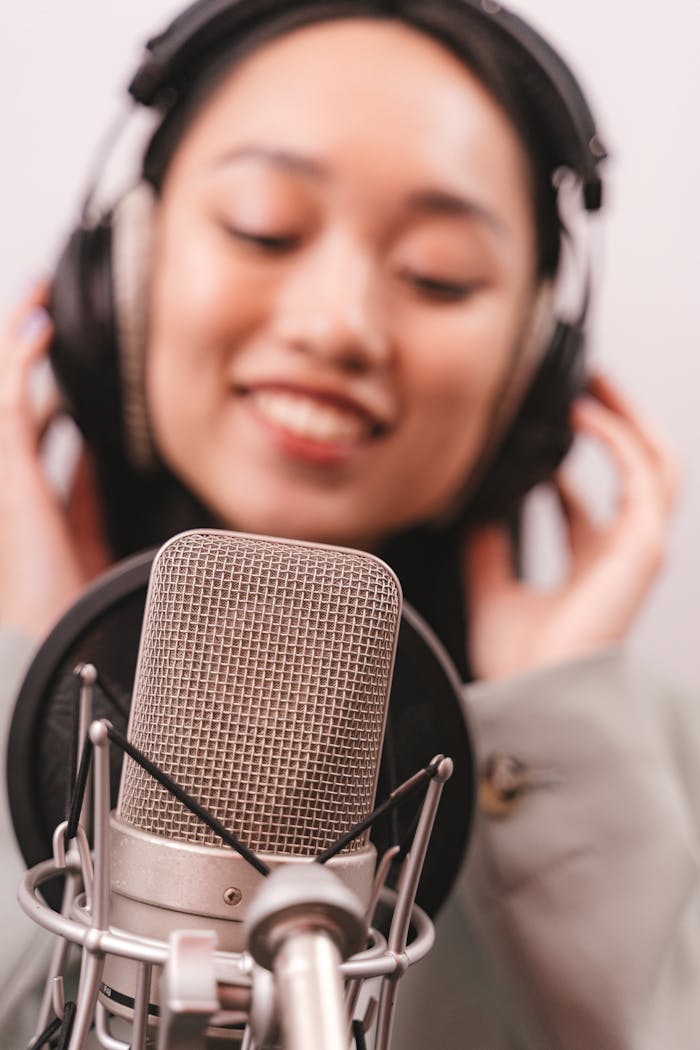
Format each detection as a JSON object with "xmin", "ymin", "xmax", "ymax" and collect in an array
[{"xmin": 117, "ymin": 531, "xmax": 401, "ymax": 856}]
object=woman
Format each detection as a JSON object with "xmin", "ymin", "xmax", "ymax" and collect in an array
[{"xmin": 0, "ymin": 1, "xmax": 692, "ymax": 1047}]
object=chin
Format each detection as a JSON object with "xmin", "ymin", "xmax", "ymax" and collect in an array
[{"xmin": 200, "ymin": 492, "xmax": 382, "ymax": 552}]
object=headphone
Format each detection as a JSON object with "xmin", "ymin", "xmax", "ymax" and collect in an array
[{"xmin": 49, "ymin": 0, "xmax": 607, "ymax": 544}]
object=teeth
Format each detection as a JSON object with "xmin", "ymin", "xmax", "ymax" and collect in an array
[{"xmin": 252, "ymin": 390, "xmax": 370, "ymax": 443}]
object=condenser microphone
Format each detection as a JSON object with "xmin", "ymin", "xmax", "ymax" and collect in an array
[
  {"xmin": 99, "ymin": 529, "xmax": 402, "ymax": 1027},
  {"xmin": 15, "ymin": 528, "xmax": 465, "ymax": 1049}
]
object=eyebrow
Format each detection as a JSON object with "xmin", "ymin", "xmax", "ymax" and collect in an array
[
  {"xmin": 213, "ymin": 146, "xmax": 329, "ymax": 180},
  {"xmin": 404, "ymin": 189, "xmax": 508, "ymax": 237},
  {"xmin": 213, "ymin": 147, "xmax": 508, "ymax": 237}
]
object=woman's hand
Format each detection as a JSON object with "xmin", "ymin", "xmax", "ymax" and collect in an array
[
  {"xmin": 464, "ymin": 373, "xmax": 681, "ymax": 681},
  {"xmin": 0, "ymin": 281, "xmax": 110, "ymax": 639}
]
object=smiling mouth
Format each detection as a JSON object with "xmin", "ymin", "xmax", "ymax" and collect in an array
[{"xmin": 244, "ymin": 387, "xmax": 385, "ymax": 445}]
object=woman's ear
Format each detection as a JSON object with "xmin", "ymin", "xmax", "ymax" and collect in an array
[{"xmin": 111, "ymin": 181, "xmax": 158, "ymax": 470}]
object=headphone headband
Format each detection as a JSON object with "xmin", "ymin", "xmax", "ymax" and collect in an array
[{"xmin": 128, "ymin": 0, "xmax": 606, "ymax": 211}]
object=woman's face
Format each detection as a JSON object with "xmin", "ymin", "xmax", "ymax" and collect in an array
[{"xmin": 146, "ymin": 18, "xmax": 540, "ymax": 548}]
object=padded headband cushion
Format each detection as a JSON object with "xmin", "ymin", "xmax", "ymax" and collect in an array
[{"xmin": 111, "ymin": 182, "xmax": 157, "ymax": 470}]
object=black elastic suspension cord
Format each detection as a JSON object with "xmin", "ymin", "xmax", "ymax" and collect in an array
[{"xmin": 315, "ymin": 756, "xmax": 443, "ymax": 865}]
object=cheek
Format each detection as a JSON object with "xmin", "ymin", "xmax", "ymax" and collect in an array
[
  {"xmin": 145, "ymin": 213, "xmax": 273, "ymax": 436},
  {"xmin": 149, "ymin": 215, "xmax": 245, "ymax": 355},
  {"xmin": 145, "ymin": 288, "xmax": 222, "ymax": 444},
  {"xmin": 403, "ymin": 296, "xmax": 521, "ymax": 429},
  {"xmin": 389, "ymin": 296, "xmax": 527, "ymax": 513}
]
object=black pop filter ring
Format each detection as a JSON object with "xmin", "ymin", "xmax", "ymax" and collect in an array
[{"xmin": 8, "ymin": 548, "xmax": 474, "ymax": 917}]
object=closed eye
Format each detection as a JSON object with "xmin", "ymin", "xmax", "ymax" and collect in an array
[
  {"xmin": 224, "ymin": 225, "xmax": 302, "ymax": 253},
  {"xmin": 398, "ymin": 268, "xmax": 481, "ymax": 303}
]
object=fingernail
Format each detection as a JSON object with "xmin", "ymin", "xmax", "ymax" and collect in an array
[{"xmin": 20, "ymin": 306, "xmax": 51, "ymax": 340}]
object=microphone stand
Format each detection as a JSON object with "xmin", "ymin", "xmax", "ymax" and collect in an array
[{"xmin": 20, "ymin": 704, "xmax": 452, "ymax": 1050}]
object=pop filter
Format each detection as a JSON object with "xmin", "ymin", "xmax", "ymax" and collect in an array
[{"xmin": 8, "ymin": 545, "xmax": 474, "ymax": 918}]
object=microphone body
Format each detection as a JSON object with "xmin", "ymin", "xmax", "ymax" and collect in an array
[{"xmin": 101, "ymin": 529, "xmax": 401, "ymax": 1026}]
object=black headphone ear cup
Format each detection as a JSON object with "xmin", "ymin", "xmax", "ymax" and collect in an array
[
  {"xmin": 50, "ymin": 184, "xmax": 156, "ymax": 467},
  {"xmin": 465, "ymin": 322, "xmax": 586, "ymax": 522},
  {"xmin": 50, "ymin": 219, "xmax": 125, "ymax": 457}
]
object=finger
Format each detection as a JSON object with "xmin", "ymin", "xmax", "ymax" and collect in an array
[
  {"xmin": 570, "ymin": 396, "xmax": 673, "ymax": 552},
  {"xmin": 1, "ymin": 307, "xmax": 55, "ymax": 395},
  {"xmin": 586, "ymin": 372, "xmax": 680, "ymax": 510},
  {"xmin": 587, "ymin": 371, "xmax": 650, "ymax": 429},
  {"xmin": 0, "ymin": 307, "xmax": 54, "ymax": 452},
  {"xmin": 4, "ymin": 277, "xmax": 51, "ymax": 343},
  {"xmin": 463, "ymin": 524, "xmax": 517, "ymax": 601},
  {"xmin": 1, "ymin": 280, "xmax": 52, "ymax": 407},
  {"xmin": 34, "ymin": 381, "xmax": 64, "ymax": 443},
  {"xmin": 553, "ymin": 470, "xmax": 599, "ymax": 553},
  {"xmin": 17, "ymin": 304, "xmax": 54, "ymax": 361},
  {"xmin": 1, "ymin": 308, "xmax": 54, "ymax": 398}
]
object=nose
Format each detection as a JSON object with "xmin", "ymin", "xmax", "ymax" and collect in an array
[{"xmin": 273, "ymin": 231, "xmax": 390, "ymax": 372}]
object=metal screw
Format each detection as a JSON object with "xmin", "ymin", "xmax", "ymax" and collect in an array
[{"xmin": 223, "ymin": 887, "xmax": 243, "ymax": 907}]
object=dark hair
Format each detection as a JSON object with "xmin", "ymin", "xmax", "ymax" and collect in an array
[{"xmin": 142, "ymin": 0, "xmax": 562, "ymax": 276}]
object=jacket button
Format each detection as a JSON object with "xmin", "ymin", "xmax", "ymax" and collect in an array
[
  {"xmin": 479, "ymin": 752, "xmax": 563, "ymax": 817},
  {"xmin": 479, "ymin": 753, "xmax": 531, "ymax": 818}
]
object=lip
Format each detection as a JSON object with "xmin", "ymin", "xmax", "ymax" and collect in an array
[
  {"xmin": 234, "ymin": 377, "xmax": 394, "ymax": 429},
  {"xmin": 234, "ymin": 381, "xmax": 392, "ymax": 465}
]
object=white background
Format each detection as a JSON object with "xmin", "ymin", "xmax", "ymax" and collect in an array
[{"xmin": 0, "ymin": 1, "xmax": 697, "ymax": 687}]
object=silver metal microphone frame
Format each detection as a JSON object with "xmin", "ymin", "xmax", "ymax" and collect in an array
[{"xmin": 19, "ymin": 702, "xmax": 451, "ymax": 1050}]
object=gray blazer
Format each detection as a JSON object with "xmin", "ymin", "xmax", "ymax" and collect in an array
[{"xmin": 395, "ymin": 649, "xmax": 700, "ymax": 1049}]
